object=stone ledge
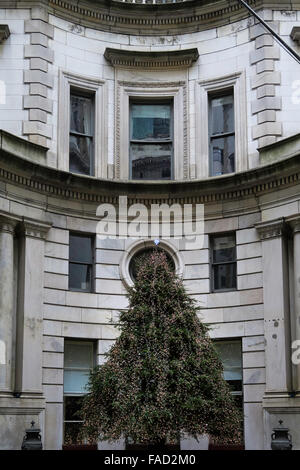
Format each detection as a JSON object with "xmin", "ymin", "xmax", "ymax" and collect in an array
[
  {"xmin": 259, "ymin": 132, "xmax": 300, "ymax": 165},
  {"xmin": 104, "ymin": 47, "xmax": 199, "ymax": 68},
  {"xmin": 0, "ymin": 129, "xmax": 48, "ymax": 164},
  {"xmin": 0, "ymin": 25, "xmax": 10, "ymax": 43},
  {"xmin": 1, "ymin": 130, "xmax": 300, "ymax": 205}
]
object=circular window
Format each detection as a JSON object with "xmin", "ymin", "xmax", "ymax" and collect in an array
[
  {"xmin": 120, "ymin": 240, "xmax": 184, "ymax": 289},
  {"xmin": 128, "ymin": 247, "xmax": 175, "ymax": 282}
]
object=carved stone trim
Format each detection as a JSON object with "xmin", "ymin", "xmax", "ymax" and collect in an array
[
  {"xmin": 286, "ymin": 215, "xmax": 300, "ymax": 234},
  {"xmin": 256, "ymin": 218, "xmax": 287, "ymax": 240},
  {"xmin": 104, "ymin": 48, "xmax": 199, "ymax": 69},
  {"xmin": 18, "ymin": 218, "xmax": 52, "ymax": 240},
  {"xmin": 1, "ymin": 144, "xmax": 300, "ymax": 205},
  {"xmin": 48, "ymin": 0, "xmax": 258, "ymax": 35},
  {"xmin": 0, "ymin": 25, "xmax": 10, "ymax": 43},
  {"xmin": 115, "ymin": 80, "xmax": 188, "ymax": 180},
  {"xmin": 0, "ymin": 215, "xmax": 17, "ymax": 234}
]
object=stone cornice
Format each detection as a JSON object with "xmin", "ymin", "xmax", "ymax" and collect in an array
[
  {"xmin": 286, "ymin": 215, "xmax": 300, "ymax": 234},
  {"xmin": 255, "ymin": 218, "xmax": 288, "ymax": 240},
  {"xmin": 46, "ymin": 0, "xmax": 265, "ymax": 35},
  {"xmin": 0, "ymin": 25, "xmax": 10, "ymax": 43},
  {"xmin": 104, "ymin": 47, "xmax": 199, "ymax": 69},
  {"xmin": 1, "ymin": 132, "xmax": 300, "ymax": 206}
]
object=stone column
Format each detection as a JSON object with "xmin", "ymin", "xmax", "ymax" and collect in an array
[
  {"xmin": 15, "ymin": 219, "xmax": 51, "ymax": 395},
  {"xmin": 0, "ymin": 217, "xmax": 16, "ymax": 392},
  {"xmin": 256, "ymin": 218, "xmax": 291, "ymax": 395},
  {"xmin": 288, "ymin": 216, "xmax": 300, "ymax": 393}
]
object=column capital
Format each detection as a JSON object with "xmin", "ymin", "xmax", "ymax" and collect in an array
[
  {"xmin": 286, "ymin": 215, "xmax": 300, "ymax": 234},
  {"xmin": 255, "ymin": 218, "xmax": 288, "ymax": 241},
  {"xmin": 0, "ymin": 215, "xmax": 18, "ymax": 234},
  {"xmin": 18, "ymin": 218, "xmax": 52, "ymax": 240}
]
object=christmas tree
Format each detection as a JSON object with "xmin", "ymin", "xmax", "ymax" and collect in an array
[{"xmin": 81, "ymin": 249, "xmax": 242, "ymax": 447}]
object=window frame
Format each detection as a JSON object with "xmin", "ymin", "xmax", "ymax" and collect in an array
[
  {"xmin": 196, "ymin": 71, "xmax": 247, "ymax": 179},
  {"xmin": 208, "ymin": 89, "xmax": 235, "ymax": 177},
  {"xmin": 58, "ymin": 70, "xmax": 107, "ymax": 178},
  {"xmin": 68, "ymin": 232, "xmax": 95, "ymax": 293},
  {"xmin": 63, "ymin": 340, "xmax": 96, "ymax": 447},
  {"xmin": 129, "ymin": 98, "xmax": 174, "ymax": 180},
  {"xmin": 115, "ymin": 80, "xmax": 187, "ymax": 180},
  {"xmin": 210, "ymin": 231, "xmax": 237, "ymax": 293},
  {"xmin": 69, "ymin": 89, "xmax": 95, "ymax": 176}
]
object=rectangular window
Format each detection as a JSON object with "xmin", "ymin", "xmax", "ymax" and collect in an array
[
  {"xmin": 69, "ymin": 233, "xmax": 94, "ymax": 292},
  {"xmin": 129, "ymin": 101, "xmax": 173, "ymax": 180},
  {"xmin": 63, "ymin": 341, "xmax": 95, "ymax": 446},
  {"xmin": 214, "ymin": 339, "xmax": 243, "ymax": 408},
  {"xmin": 69, "ymin": 91, "xmax": 94, "ymax": 176},
  {"xmin": 209, "ymin": 91, "xmax": 235, "ymax": 176},
  {"xmin": 209, "ymin": 339, "xmax": 244, "ymax": 450},
  {"xmin": 210, "ymin": 233, "xmax": 236, "ymax": 292}
]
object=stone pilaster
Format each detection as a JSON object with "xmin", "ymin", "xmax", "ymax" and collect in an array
[
  {"xmin": 15, "ymin": 219, "xmax": 51, "ymax": 396},
  {"xmin": 256, "ymin": 218, "xmax": 291, "ymax": 396},
  {"xmin": 0, "ymin": 217, "xmax": 16, "ymax": 392},
  {"xmin": 250, "ymin": 16, "xmax": 282, "ymax": 149},
  {"xmin": 23, "ymin": 6, "xmax": 54, "ymax": 147},
  {"xmin": 287, "ymin": 216, "xmax": 300, "ymax": 394}
]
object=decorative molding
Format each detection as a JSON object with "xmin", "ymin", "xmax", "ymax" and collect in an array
[
  {"xmin": 120, "ymin": 239, "xmax": 184, "ymax": 289},
  {"xmin": 286, "ymin": 215, "xmax": 300, "ymax": 234},
  {"xmin": 48, "ymin": 0, "xmax": 259, "ymax": 35},
  {"xmin": 255, "ymin": 218, "xmax": 288, "ymax": 240},
  {"xmin": 18, "ymin": 218, "xmax": 52, "ymax": 240},
  {"xmin": 1, "ymin": 150, "xmax": 300, "ymax": 206},
  {"xmin": 196, "ymin": 71, "xmax": 248, "ymax": 178},
  {"xmin": 104, "ymin": 48, "xmax": 199, "ymax": 69},
  {"xmin": 0, "ymin": 25, "xmax": 10, "ymax": 43},
  {"xmin": 115, "ymin": 80, "xmax": 188, "ymax": 180},
  {"xmin": 0, "ymin": 215, "xmax": 17, "ymax": 234},
  {"xmin": 57, "ymin": 70, "xmax": 107, "ymax": 178}
]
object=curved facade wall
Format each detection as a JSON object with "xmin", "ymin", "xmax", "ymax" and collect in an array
[{"xmin": 0, "ymin": 0, "xmax": 300, "ymax": 450}]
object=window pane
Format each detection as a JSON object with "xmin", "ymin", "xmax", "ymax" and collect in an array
[
  {"xmin": 211, "ymin": 135, "xmax": 235, "ymax": 176},
  {"xmin": 69, "ymin": 235, "xmax": 93, "ymax": 264},
  {"xmin": 70, "ymin": 94, "xmax": 92, "ymax": 135},
  {"xmin": 69, "ymin": 135, "xmax": 92, "ymax": 175},
  {"xmin": 64, "ymin": 370, "xmax": 90, "ymax": 394},
  {"xmin": 215, "ymin": 341, "xmax": 242, "ymax": 382},
  {"xmin": 69, "ymin": 263, "xmax": 91, "ymax": 291},
  {"xmin": 213, "ymin": 235, "xmax": 235, "ymax": 263},
  {"xmin": 211, "ymin": 94, "xmax": 234, "ymax": 135},
  {"xmin": 64, "ymin": 342, "xmax": 93, "ymax": 369},
  {"xmin": 213, "ymin": 263, "xmax": 236, "ymax": 290},
  {"xmin": 64, "ymin": 396, "xmax": 84, "ymax": 421},
  {"xmin": 131, "ymin": 143, "xmax": 172, "ymax": 180},
  {"xmin": 131, "ymin": 104, "xmax": 171, "ymax": 140}
]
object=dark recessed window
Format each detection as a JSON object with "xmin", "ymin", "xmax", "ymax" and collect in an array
[
  {"xmin": 69, "ymin": 92, "xmax": 94, "ymax": 176},
  {"xmin": 214, "ymin": 339, "xmax": 243, "ymax": 409},
  {"xmin": 63, "ymin": 341, "xmax": 95, "ymax": 446},
  {"xmin": 129, "ymin": 247, "xmax": 175, "ymax": 282},
  {"xmin": 209, "ymin": 91, "xmax": 235, "ymax": 176},
  {"xmin": 130, "ymin": 101, "xmax": 173, "ymax": 180},
  {"xmin": 69, "ymin": 233, "xmax": 94, "ymax": 292},
  {"xmin": 211, "ymin": 233, "xmax": 236, "ymax": 292}
]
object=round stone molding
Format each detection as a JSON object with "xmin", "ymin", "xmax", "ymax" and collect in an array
[{"xmin": 120, "ymin": 239, "xmax": 184, "ymax": 289}]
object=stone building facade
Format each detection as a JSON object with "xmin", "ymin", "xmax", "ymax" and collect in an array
[{"xmin": 0, "ymin": 0, "xmax": 300, "ymax": 450}]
